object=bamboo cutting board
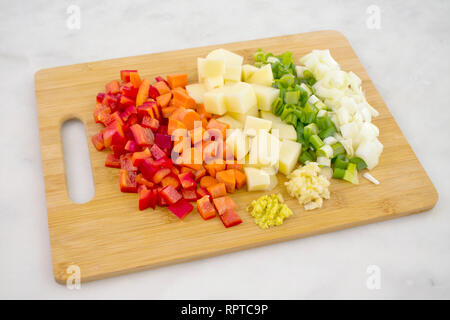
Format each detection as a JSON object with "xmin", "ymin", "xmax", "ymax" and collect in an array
[{"xmin": 35, "ymin": 30, "xmax": 438, "ymax": 284}]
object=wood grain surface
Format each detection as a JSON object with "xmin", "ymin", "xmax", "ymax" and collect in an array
[{"xmin": 35, "ymin": 30, "xmax": 438, "ymax": 284}]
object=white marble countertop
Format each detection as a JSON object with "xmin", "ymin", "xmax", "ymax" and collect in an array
[{"xmin": 1, "ymin": 0, "xmax": 449, "ymax": 299}]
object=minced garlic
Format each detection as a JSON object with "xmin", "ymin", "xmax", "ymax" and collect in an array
[
  {"xmin": 247, "ymin": 194, "xmax": 293, "ymax": 229},
  {"xmin": 285, "ymin": 162, "xmax": 330, "ymax": 210}
]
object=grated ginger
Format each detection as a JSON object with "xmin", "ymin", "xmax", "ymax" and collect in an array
[
  {"xmin": 285, "ymin": 162, "xmax": 330, "ymax": 210},
  {"xmin": 247, "ymin": 194, "xmax": 293, "ymax": 229}
]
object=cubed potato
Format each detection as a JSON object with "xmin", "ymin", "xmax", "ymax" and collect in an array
[
  {"xmin": 204, "ymin": 88, "xmax": 227, "ymax": 115},
  {"xmin": 203, "ymin": 58, "xmax": 225, "ymax": 77},
  {"xmin": 186, "ymin": 83, "xmax": 207, "ymax": 104},
  {"xmin": 207, "ymin": 48, "xmax": 244, "ymax": 66},
  {"xmin": 242, "ymin": 64, "xmax": 259, "ymax": 82},
  {"xmin": 217, "ymin": 114, "xmax": 244, "ymax": 129},
  {"xmin": 204, "ymin": 75, "xmax": 224, "ymax": 90},
  {"xmin": 250, "ymin": 83, "xmax": 280, "ymax": 111},
  {"xmin": 271, "ymin": 122, "xmax": 297, "ymax": 141},
  {"xmin": 248, "ymin": 130, "xmax": 280, "ymax": 167},
  {"xmin": 244, "ymin": 115, "xmax": 272, "ymax": 136},
  {"xmin": 260, "ymin": 111, "xmax": 283, "ymax": 124},
  {"xmin": 244, "ymin": 167, "xmax": 271, "ymax": 192},
  {"xmin": 228, "ymin": 104, "xmax": 259, "ymax": 123},
  {"xmin": 223, "ymin": 82, "xmax": 257, "ymax": 114},
  {"xmin": 224, "ymin": 64, "xmax": 242, "ymax": 82},
  {"xmin": 225, "ymin": 129, "xmax": 250, "ymax": 160},
  {"xmin": 278, "ymin": 139, "xmax": 302, "ymax": 175},
  {"xmin": 247, "ymin": 64, "xmax": 274, "ymax": 86},
  {"xmin": 265, "ymin": 174, "xmax": 278, "ymax": 191}
]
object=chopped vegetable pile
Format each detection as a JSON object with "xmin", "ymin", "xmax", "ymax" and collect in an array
[{"xmin": 92, "ymin": 69, "xmax": 247, "ymax": 228}]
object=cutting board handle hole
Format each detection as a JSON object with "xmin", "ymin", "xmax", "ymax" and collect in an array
[{"xmin": 61, "ymin": 119, "xmax": 95, "ymax": 204}]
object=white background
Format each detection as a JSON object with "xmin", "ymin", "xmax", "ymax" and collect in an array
[{"xmin": 0, "ymin": 0, "xmax": 449, "ymax": 299}]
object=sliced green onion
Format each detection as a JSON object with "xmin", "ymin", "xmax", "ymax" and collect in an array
[
  {"xmin": 350, "ymin": 157, "xmax": 368, "ymax": 171},
  {"xmin": 332, "ymin": 167, "xmax": 346, "ymax": 179},
  {"xmin": 334, "ymin": 155, "xmax": 349, "ymax": 170},
  {"xmin": 254, "ymin": 50, "xmax": 265, "ymax": 63},
  {"xmin": 331, "ymin": 142, "xmax": 346, "ymax": 158},
  {"xmin": 309, "ymin": 134, "xmax": 324, "ymax": 150},
  {"xmin": 303, "ymin": 123, "xmax": 318, "ymax": 141},
  {"xmin": 318, "ymin": 126, "xmax": 337, "ymax": 140},
  {"xmin": 317, "ymin": 144, "xmax": 333, "ymax": 158},
  {"xmin": 284, "ymin": 90, "xmax": 299, "ymax": 104},
  {"xmin": 299, "ymin": 150, "xmax": 314, "ymax": 164}
]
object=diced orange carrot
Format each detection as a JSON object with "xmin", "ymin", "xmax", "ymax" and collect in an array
[
  {"xmin": 162, "ymin": 106, "xmax": 178, "ymax": 118},
  {"xmin": 170, "ymin": 107, "xmax": 186, "ymax": 121},
  {"xmin": 180, "ymin": 167, "xmax": 195, "ymax": 174},
  {"xmin": 216, "ymin": 169, "xmax": 236, "ymax": 193},
  {"xmin": 156, "ymin": 92, "xmax": 172, "ymax": 108},
  {"xmin": 212, "ymin": 196, "xmax": 237, "ymax": 215},
  {"xmin": 182, "ymin": 163, "xmax": 204, "ymax": 171},
  {"xmin": 136, "ymin": 78, "xmax": 150, "ymax": 107},
  {"xmin": 153, "ymin": 81, "xmax": 171, "ymax": 95},
  {"xmin": 207, "ymin": 182, "xmax": 227, "ymax": 199},
  {"xmin": 196, "ymin": 103, "xmax": 211, "ymax": 119},
  {"xmin": 168, "ymin": 118, "xmax": 187, "ymax": 135},
  {"xmin": 207, "ymin": 119, "xmax": 230, "ymax": 138},
  {"xmin": 226, "ymin": 161, "xmax": 243, "ymax": 171},
  {"xmin": 199, "ymin": 176, "xmax": 219, "ymax": 189},
  {"xmin": 129, "ymin": 71, "xmax": 142, "ymax": 88},
  {"xmin": 179, "ymin": 109, "xmax": 201, "ymax": 130},
  {"xmin": 234, "ymin": 169, "xmax": 246, "ymax": 189},
  {"xmin": 189, "ymin": 127, "xmax": 205, "ymax": 145},
  {"xmin": 194, "ymin": 166, "xmax": 206, "ymax": 181},
  {"xmin": 172, "ymin": 87, "xmax": 196, "ymax": 108},
  {"xmin": 167, "ymin": 74, "xmax": 188, "ymax": 89},
  {"xmin": 161, "ymin": 175, "xmax": 180, "ymax": 189}
]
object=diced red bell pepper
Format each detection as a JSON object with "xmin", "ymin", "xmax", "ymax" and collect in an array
[
  {"xmin": 196, "ymin": 195, "xmax": 217, "ymax": 220},
  {"xmin": 131, "ymin": 147, "xmax": 151, "ymax": 167},
  {"xmin": 150, "ymin": 143, "xmax": 166, "ymax": 160},
  {"xmin": 105, "ymin": 111, "xmax": 124, "ymax": 127},
  {"xmin": 130, "ymin": 124, "xmax": 154, "ymax": 147},
  {"xmin": 155, "ymin": 76, "xmax": 169, "ymax": 87},
  {"xmin": 119, "ymin": 95, "xmax": 135, "ymax": 108},
  {"xmin": 106, "ymin": 80, "xmax": 120, "ymax": 94},
  {"xmin": 119, "ymin": 169, "xmax": 137, "ymax": 193},
  {"xmin": 212, "ymin": 196, "xmax": 237, "ymax": 215},
  {"xmin": 141, "ymin": 116, "xmax": 160, "ymax": 132},
  {"xmin": 138, "ymin": 185, "xmax": 153, "ymax": 210},
  {"xmin": 124, "ymin": 114, "xmax": 139, "ymax": 132},
  {"xmin": 152, "ymin": 168, "xmax": 171, "ymax": 184},
  {"xmin": 153, "ymin": 156, "xmax": 173, "ymax": 169},
  {"xmin": 157, "ymin": 125, "xmax": 168, "ymax": 135},
  {"xmin": 160, "ymin": 185, "xmax": 182, "ymax": 205},
  {"xmin": 103, "ymin": 93, "xmax": 119, "ymax": 110},
  {"xmin": 124, "ymin": 140, "xmax": 138, "ymax": 153},
  {"xmin": 91, "ymin": 132, "xmax": 105, "ymax": 151},
  {"xmin": 219, "ymin": 209, "xmax": 242, "ymax": 228},
  {"xmin": 178, "ymin": 171, "xmax": 196, "ymax": 189},
  {"xmin": 181, "ymin": 188, "xmax": 197, "ymax": 202},
  {"xmin": 168, "ymin": 199, "xmax": 193, "ymax": 219},
  {"xmin": 137, "ymin": 100, "xmax": 157, "ymax": 119},
  {"xmin": 105, "ymin": 153, "xmax": 121, "ymax": 168},
  {"xmin": 103, "ymin": 121, "xmax": 126, "ymax": 148},
  {"xmin": 139, "ymin": 158, "xmax": 158, "ymax": 181},
  {"xmin": 120, "ymin": 105, "xmax": 137, "ymax": 122},
  {"xmin": 196, "ymin": 187, "xmax": 209, "ymax": 198},
  {"xmin": 120, "ymin": 153, "xmax": 137, "ymax": 171},
  {"xmin": 121, "ymin": 82, "xmax": 139, "ymax": 98},
  {"xmin": 157, "ymin": 187, "xmax": 168, "ymax": 206},
  {"xmin": 154, "ymin": 133, "xmax": 172, "ymax": 151},
  {"xmin": 120, "ymin": 70, "xmax": 137, "ymax": 82},
  {"xmin": 96, "ymin": 92, "xmax": 105, "ymax": 103},
  {"xmin": 94, "ymin": 106, "xmax": 111, "ymax": 125},
  {"xmin": 148, "ymin": 85, "xmax": 160, "ymax": 100},
  {"xmin": 160, "ymin": 175, "xmax": 180, "ymax": 190},
  {"xmin": 111, "ymin": 144, "xmax": 125, "ymax": 156}
]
